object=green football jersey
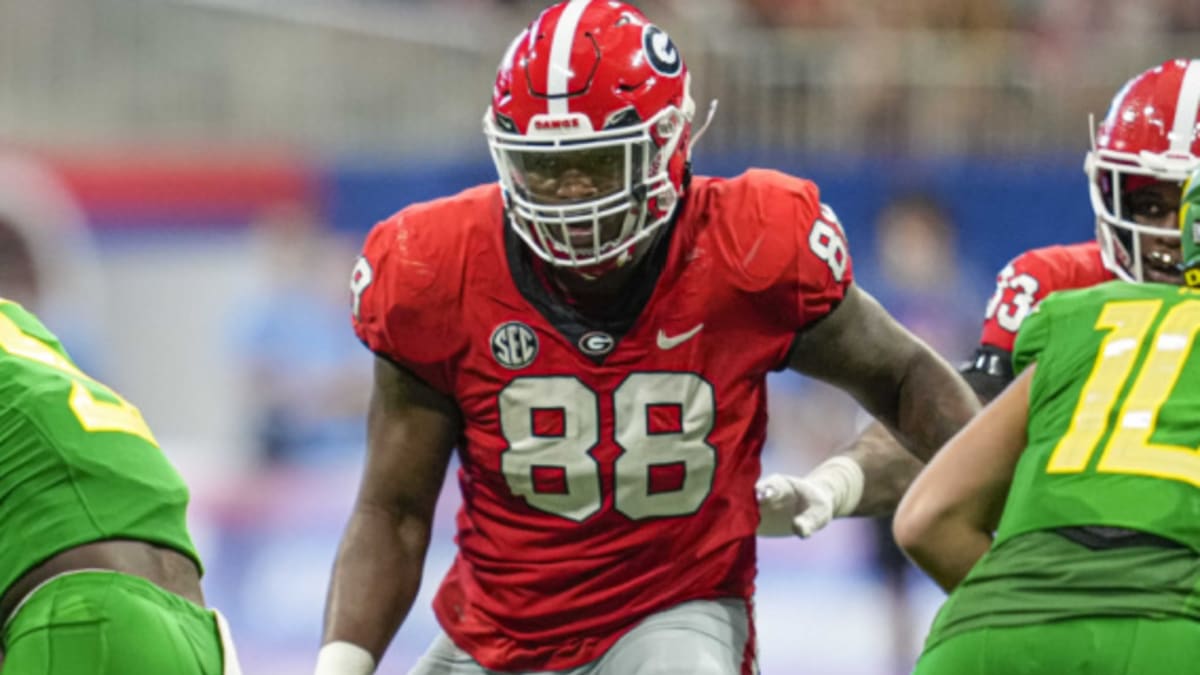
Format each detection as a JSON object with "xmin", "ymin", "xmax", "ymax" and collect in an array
[
  {"xmin": 1001, "ymin": 280, "xmax": 1200, "ymax": 548},
  {"xmin": 923, "ymin": 280, "xmax": 1200, "ymax": 653},
  {"xmin": 0, "ymin": 300, "xmax": 200, "ymax": 600}
]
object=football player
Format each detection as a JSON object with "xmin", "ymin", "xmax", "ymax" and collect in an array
[
  {"xmin": 0, "ymin": 299, "xmax": 241, "ymax": 674},
  {"xmin": 892, "ymin": 167, "xmax": 1200, "ymax": 675},
  {"xmin": 965, "ymin": 58, "xmax": 1198, "ymax": 398},
  {"xmin": 757, "ymin": 58, "xmax": 1200, "ymax": 539},
  {"xmin": 315, "ymin": 2, "xmax": 978, "ymax": 674}
]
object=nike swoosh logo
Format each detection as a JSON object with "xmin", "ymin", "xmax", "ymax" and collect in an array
[{"xmin": 657, "ymin": 323, "xmax": 703, "ymax": 350}]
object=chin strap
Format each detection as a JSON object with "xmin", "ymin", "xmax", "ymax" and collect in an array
[{"xmin": 689, "ymin": 98, "xmax": 719, "ymax": 154}]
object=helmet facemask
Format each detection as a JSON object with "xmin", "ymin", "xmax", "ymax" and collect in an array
[
  {"xmin": 484, "ymin": 1, "xmax": 701, "ymax": 276},
  {"xmin": 1088, "ymin": 154, "xmax": 1187, "ymax": 284},
  {"xmin": 1085, "ymin": 59, "xmax": 1200, "ymax": 283},
  {"xmin": 486, "ymin": 102, "xmax": 691, "ymax": 270},
  {"xmin": 1086, "ymin": 107, "xmax": 1195, "ymax": 284}
]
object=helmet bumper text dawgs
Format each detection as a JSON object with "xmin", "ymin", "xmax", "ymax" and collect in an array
[
  {"xmin": 1086, "ymin": 58, "xmax": 1200, "ymax": 282},
  {"xmin": 484, "ymin": 0, "xmax": 698, "ymax": 272}
]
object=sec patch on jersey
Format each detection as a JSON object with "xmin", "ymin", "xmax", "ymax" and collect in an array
[{"xmin": 491, "ymin": 321, "xmax": 539, "ymax": 369}]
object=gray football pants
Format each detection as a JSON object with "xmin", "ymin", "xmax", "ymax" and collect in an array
[{"xmin": 408, "ymin": 598, "xmax": 755, "ymax": 675}]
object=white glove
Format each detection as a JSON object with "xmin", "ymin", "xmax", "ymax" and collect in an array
[{"xmin": 756, "ymin": 456, "xmax": 865, "ymax": 538}]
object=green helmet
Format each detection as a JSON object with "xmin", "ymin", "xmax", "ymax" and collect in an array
[{"xmin": 1181, "ymin": 167, "xmax": 1200, "ymax": 288}]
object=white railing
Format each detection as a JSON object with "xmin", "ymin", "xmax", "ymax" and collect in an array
[{"xmin": 0, "ymin": 0, "xmax": 1193, "ymax": 157}]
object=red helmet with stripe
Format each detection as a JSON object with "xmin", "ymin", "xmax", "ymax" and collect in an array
[
  {"xmin": 484, "ymin": 0, "xmax": 696, "ymax": 272},
  {"xmin": 1086, "ymin": 58, "xmax": 1200, "ymax": 282}
]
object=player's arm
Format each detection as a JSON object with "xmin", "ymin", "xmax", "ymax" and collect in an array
[
  {"xmin": 817, "ymin": 260, "xmax": 1026, "ymax": 515},
  {"xmin": 758, "ymin": 285, "xmax": 980, "ymax": 536},
  {"xmin": 892, "ymin": 366, "xmax": 1033, "ymax": 591},
  {"xmin": 761, "ymin": 339, "xmax": 1012, "ymax": 535},
  {"xmin": 790, "ymin": 286, "xmax": 980, "ymax": 460},
  {"xmin": 765, "ymin": 339, "xmax": 1014, "ymax": 532},
  {"xmin": 316, "ymin": 356, "xmax": 460, "ymax": 675}
]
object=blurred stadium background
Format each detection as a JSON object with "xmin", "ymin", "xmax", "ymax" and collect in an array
[{"xmin": 3, "ymin": 0, "xmax": 1198, "ymax": 673}]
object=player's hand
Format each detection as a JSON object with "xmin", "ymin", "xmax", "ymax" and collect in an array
[
  {"xmin": 755, "ymin": 473, "xmax": 835, "ymax": 538},
  {"xmin": 755, "ymin": 456, "xmax": 865, "ymax": 538}
]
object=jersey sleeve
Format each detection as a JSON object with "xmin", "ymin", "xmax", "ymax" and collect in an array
[
  {"xmin": 1011, "ymin": 294, "xmax": 1054, "ymax": 375},
  {"xmin": 718, "ymin": 169, "xmax": 854, "ymax": 331},
  {"xmin": 794, "ymin": 197, "xmax": 855, "ymax": 326},
  {"xmin": 979, "ymin": 250, "xmax": 1056, "ymax": 352},
  {"xmin": 349, "ymin": 209, "xmax": 465, "ymax": 394}
]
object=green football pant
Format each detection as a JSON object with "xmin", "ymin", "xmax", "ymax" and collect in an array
[
  {"xmin": 913, "ymin": 616, "xmax": 1200, "ymax": 675},
  {"xmin": 2, "ymin": 570, "xmax": 225, "ymax": 675}
]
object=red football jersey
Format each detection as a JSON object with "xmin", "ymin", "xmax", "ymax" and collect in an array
[
  {"xmin": 979, "ymin": 241, "xmax": 1116, "ymax": 353},
  {"xmin": 351, "ymin": 169, "xmax": 852, "ymax": 671}
]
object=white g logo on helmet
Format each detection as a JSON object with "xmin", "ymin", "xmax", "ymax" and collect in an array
[{"xmin": 643, "ymin": 25, "xmax": 681, "ymax": 77}]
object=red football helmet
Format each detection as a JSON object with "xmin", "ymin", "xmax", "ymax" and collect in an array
[
  {"xmin": 484, "ymin": 0, "xmax": 697, "ymax": 272},
  {"xmin": 1086, "ymin": 58, "xmax": 1200, "ymax": 282}
]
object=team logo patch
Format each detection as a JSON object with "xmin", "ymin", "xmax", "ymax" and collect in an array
[
  {"xmin": 578, "ymin": 331, "xmax": 615, "ymax": 356},
  {"xmin": 642, "ymin": 25, "xmax": 681, "ymax": 77},
  {"xmin": 491, "ymin": 321, "xmax": 539, "ymax": 369}
]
